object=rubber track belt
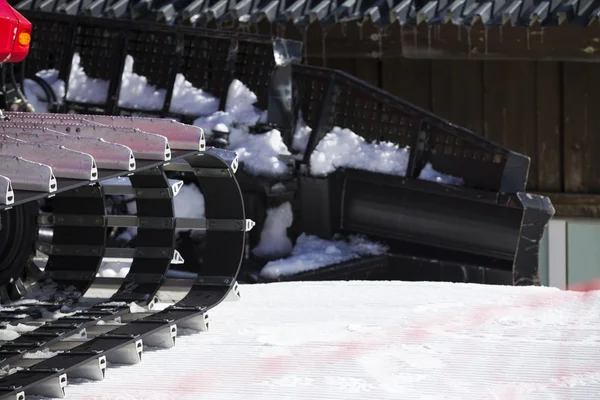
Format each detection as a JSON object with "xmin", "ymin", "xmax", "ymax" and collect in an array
[{"xmin": 0, "ymin": 149, "xmax": 248, "ymax": 399}]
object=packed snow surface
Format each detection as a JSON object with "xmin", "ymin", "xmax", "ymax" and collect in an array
[
  {"xmin": 51, "ymin": 281, "xmax": 600, "ymax": 400},
  {"xmin": 260, "ymin": 234, "xmax": 389, "ymax": 280}
]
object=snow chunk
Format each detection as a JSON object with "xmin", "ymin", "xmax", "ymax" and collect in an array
[
  {"xmin": 418, "ymin": 163, "xmax": 464, "ymax": 186},
  {"xmin": 169, "ymin": 73, "xmax": 219, "ymax": 116},
  {"xmin": 174, "ymin": 183, "xmax": 205, "ymax": 221},
  {"xmin": 193, "ymin": 111, "xmax": 234, "ymax": 137},
  {"xmin": 193, "ymin": 79, "xmax": 261, "ymax": 135},
  {"xmin": 192, "ymin": 80, "xmax": 291, "ymax": 177},
  {"xmin": 118, "ymin": 55, "xmax": 166, "ymax": 110},
  {"xmin": 97, "ymin": 261, "xmax": 131, "ymax": 278},
  {"xmin": 23, "ymin": 349, "xmax": 60, "ymax": 359},
  {"xmin": 0, "ymin": 323, "xmax": 38, "ymax": 341},
  {"xmin": 228, "ymin": 129, "xmax": 291, "ymax": 177},
  {"xmin": 174, "ymin": 183, "xmax": 205, "ymax": 240},
  {"xmin": 23, "ymin": 69, "xmax": 65, "ymax": 113},
  {"xmin": 41, "ymin": 307, "xmax": 79, "ymax": 319},
  {"xmin": 225, "ymin": 79, "xmax": 261, "ymax": 127},
  {"xmin": 130, "ymin": 302, "xmax": 147, "ymax": 313},
  {"xmin": 252, "ymin": 202, "xmax": 294, "ymax": 259},
  {"xmin": 310, "ymin": 126, "xmax": 464, "ymax": 186},
  {"xmin": 66, "ymin": 52, "xmax": 109, "ymax": 104},
  {"xmin": 309, "ymin": 127, "xmax": 410, "ymax": 177},
  {"xmin": 260, "ymin": 234, "xmax": 388, "ymax": 280}
]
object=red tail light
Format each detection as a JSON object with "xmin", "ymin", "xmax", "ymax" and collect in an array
[{"xmin": 0, "ymin": 0, "xmax": 32, "ymax": 63}]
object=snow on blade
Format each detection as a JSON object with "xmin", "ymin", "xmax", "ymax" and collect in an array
[
  {"xmin": 169, "ymin": 73, "xmax": 219, "ymax": 116},
  {"xmin": 34, "ymin": 53, "xmax": 219, "ymax": 116},
  {"xmin": 309, "ymin": 127, "xmax": 410, "ymax": 177},
  {"xmin": 228, "ymin": 129, "xmax": 291, "ymax": 177},
  {"xmin": 193, "ymin": 79, "xmax": 262, "ymax": 135},
  {"xmin": 252, "ymin": 202, "xmax": 294, "ymax": 259},
  {"xmin": 193, "ymin": 79, "xmax": 291, "ymax": 177},
  {"xmin": 260, "ymin": 234, "xmax": 388, "ymax": 280},
  {"xmin": 66, "ymin": 52, "xmax": 110, "ymax": 104},
  {"xmin": 309, "ymin": 127, "xmax": 464, "ymax": 185},
  {"xmin": 418, "ymin": 162, "xmax": 465, "ymax": 186},
  {"xmin": 224, "ymin": 79, "xmax": 262, "ymax": 127},
  {"xmin": 118, "ymin": 55, "xmax": 166, "ymax": 110}
]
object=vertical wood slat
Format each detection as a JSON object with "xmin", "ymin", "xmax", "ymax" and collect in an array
[
  {"xmin": 431, "ymin": 60, "xmax": 484, "ymax": 135},
  {"xmin": 482, "ymin": 61, "xmax": 538, "ymax": 190},
  {"xmin": 381, "ymin": 58, "xmax": 431, "ymax": 110},
  {"xmin": 355, "ymin": 59, "xmax": 380, "ymax": 87},
  {"xmin": 563, "ymin": 62, "xmax": 600, "ymax": 194},
  {"xmin": 318, "ymin": 58, "xmax": 357, "ymax": 76},
  {"xmin": 536, "ymin": 62, "xmax": 562, "ymax": 192}
]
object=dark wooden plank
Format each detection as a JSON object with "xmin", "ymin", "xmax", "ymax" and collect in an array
[
  {"xmin": 562, "ymin": 62, "xmax": 600, "ymax": 193},
  {"xmin": 431, "ymin": 60, "xmax": 483, "ymax": 134},
  {"xmin": 400, "ymin": 22, "xmax": 600, "ymax": 62},
  {"xmin": 381, "ymin": 58, "xmax": 431, "ymax": 110},
  {"xmin": 355, "ymin": 59, "xmax": 380, "ymax": 87},
  {"xmin": 322, "ymin": 58, "xmax": 357, "ymax": 76},
  {"xmin": 482, "ymin": 60, "xmax": 538, "ymax": 190},
  {"xmin": 535, "ymin": 62, "xmax": 562, "ymax": 192},
  {"xmin": 306, "ymin": 20, "xmax": 403, "ymax": 59}
]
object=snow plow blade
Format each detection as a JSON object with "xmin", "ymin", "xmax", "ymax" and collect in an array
[{"xmin": 285, "ymin": 65, "xmax": 554, "ymax": 286}]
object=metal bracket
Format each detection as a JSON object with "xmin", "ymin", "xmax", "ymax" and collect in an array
[
  {"xmin": 45, "ymin": 270, "xmax": 98, "ymax": 282},
  {"xmin": 37, "ymin": 244, "xmax": 104, "ymax": 257},
  {"xmin": 195, "ymin": 276, "xmax": 235, "ymax": 286},
  {"xmin": 38, "ymin": 214, "xmax": 105, "ymax": 227},
  {"xmin": 121, "ymin": 273, "xmax": 165, "ymax": 284}
]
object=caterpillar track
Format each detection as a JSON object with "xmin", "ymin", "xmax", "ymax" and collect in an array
[{"xmin": 0, "ymin": 111, "xmax": 254, "ymax": 399}]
